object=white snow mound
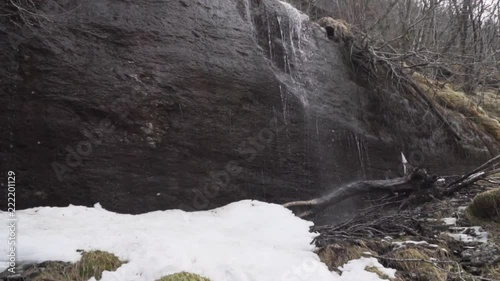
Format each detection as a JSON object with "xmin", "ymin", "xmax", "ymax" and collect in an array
[{"xmin": 0, "ymin": 200, "xmax": 394, "ymax": 281}]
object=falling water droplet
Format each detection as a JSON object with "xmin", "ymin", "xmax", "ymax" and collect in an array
[{"xmin": 355, "ymin": 135, "xmax": 366, "ymax": 179}]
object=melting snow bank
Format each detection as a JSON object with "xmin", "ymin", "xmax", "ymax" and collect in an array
[
  {"xmin": 0, "ymin": 200, "xmax": 395, "ymax": 281},
  {"xmin": 447, "ymin": 226, "xmax": 488, "ymax": 243},
  {"xmin": 339, "ymin": 257, "xmax": 396, "ymax": 280}
]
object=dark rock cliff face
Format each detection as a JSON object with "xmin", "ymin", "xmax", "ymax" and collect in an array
[{"xmin": 0, "ymin": 0, "xmax": 494, "ymax": 214}]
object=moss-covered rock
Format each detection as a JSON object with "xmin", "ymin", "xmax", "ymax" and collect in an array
[
  {"xmin": 77, "ymin": 250, "xmax": 123, "ymax": 280},
  {"xmin": 33, "ymin": 250, "xmax": 123, "ymax": 281},
  {"xmin": 466, "ymin": 187, "xmax": 500, "ymax": 222},
  {"xmin": 155, "ymin": 272, "xmax": 211, "ymax": 281}
]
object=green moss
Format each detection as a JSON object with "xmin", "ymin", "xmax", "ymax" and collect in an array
[
  {"xmin": 466, "ymin": 188, "xmax": 500, "ymax": 222},
  {"xmin": 156, "ymin": 272, "xmax": 211, "ymax": 281},
  {"xmin": 33, "ymin": 250, "xmax": 123, "ymax": 281}
]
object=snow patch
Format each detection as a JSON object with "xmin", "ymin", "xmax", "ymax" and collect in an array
[
  {"xmin": 468, "ymin": 171, "xmax": 485, "ymax": 179},
  {"xmin": 339, "ymin": 257, "xmax": 396, "ymax": 280},
  {"xmin": 0, "ymin": 200, "xmax": 394, "ymax": 281},
  {"xmin": 447, "ymin": 226, "xmax": 488, "ymax": 243},
  {"xmin": 0, "ymin": 262, "xmax": 8, "ymax": 272},
  {"xmin": 442, "ymin": 217, "xmax": 457, "ymax": 226},
  {"xmin": 392, "ymin": 240, "xmax": 439, "ymax": 249}
]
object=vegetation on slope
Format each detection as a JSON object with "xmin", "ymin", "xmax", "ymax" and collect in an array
[
  {"xmin": 315, "ymin": 15, "xmax": 500, "ymax": 145},
  {"xmin": 412, "ymin": 72, "xmax": 500, "ymax": 143}
]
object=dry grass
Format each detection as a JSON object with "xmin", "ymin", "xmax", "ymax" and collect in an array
[
  {"xmin": 33, "ymin": 250, "xmax": 123, "ymax": 281},
  {"xmin": 316, "ymin": 236, "xmax": 457, "ymax": 281},
  {"xmin": 412, "ymin": 72, "xmax": 500, "ymax": 143},
  {"xmin": 386, "ymin": 247, "xmax": 448, "ymax": 281},
  {"xmin": 316, "ymin": 240, "xmax": 376, "ymax": 272},
  {"xmin": 317, "ymin": 17, "xmax": 353, "ymax": 42},
  {"xmin": 155, "ymin": 272, "xmax": 211, "ymax": 281},
  {"xmin": 483, "ymin": 264, "xmax": 500, "ymax": 280},
  {"xmin": 474, "ymin": 90, "xmax": 500, "ymax": 119}
]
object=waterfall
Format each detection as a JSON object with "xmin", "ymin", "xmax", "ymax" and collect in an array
[
  {"xmin": 272, "ymin": 1, "xmax": 311, "ymax": 112},
  {"xmin": 277, "ymin": 1, "xmax": 309, "ymax": 71},
  {"xmin": 278, "ymin": 1, "xmax": 309, "ymax": 57}
]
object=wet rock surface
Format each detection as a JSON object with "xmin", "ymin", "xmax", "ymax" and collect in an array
[{"xmin": 0, "ymin": 0, "xmax": 495, "ymax": 214}]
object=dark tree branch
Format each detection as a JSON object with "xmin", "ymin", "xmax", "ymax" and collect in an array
[
  {"xmin": 284, "ymin": 169, "xmax": 436, "ymax": 218},
  {"xmin": 285, "ymin": 155, "xmax": 500, "ymax": 218}
]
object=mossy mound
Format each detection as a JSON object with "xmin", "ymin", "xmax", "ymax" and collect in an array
[
  {"xmin": 317, "ymin": 17, "xmax": 353, "ymax": 42},
  {"xmin": 466, "ymin": 187, "xmax": 500, "ymax": 222},
  {"xmin": 34, "ymin": 250, "xmax": 123, "ymax": 281},
  {"xmin": 387, "ymin": 247, "xmax": 448, "ymax": 281},
  {"xmin": 155, "ymin": 272, "xmax": 211, "ymax": 281},
  {"xmin": 77, "ymin": 250, "xmax": 123, "ymax": 280},
  {"xmin": 316, "ymin": 240, "xmax": 377, "ymax": 272}
]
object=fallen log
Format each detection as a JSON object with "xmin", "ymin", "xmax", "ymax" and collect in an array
[
  {"xmin": 284, "ymin": 155, "xmax": 500, "ymax": 218},
  {"xmin": 284, "ymin": 168, "xmax": 436, "ymax": 218}
]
